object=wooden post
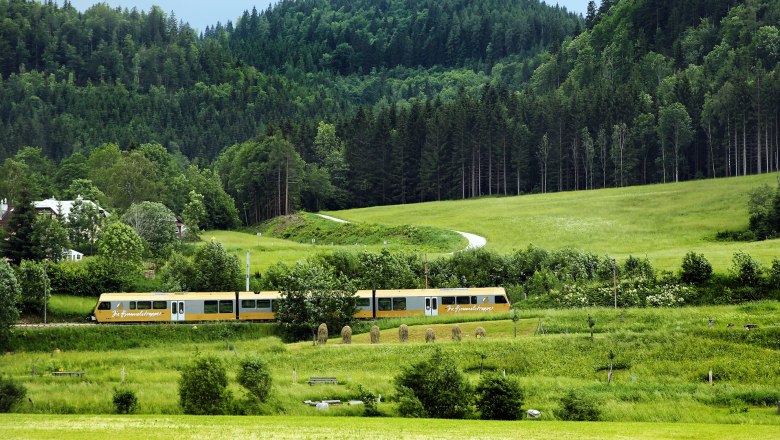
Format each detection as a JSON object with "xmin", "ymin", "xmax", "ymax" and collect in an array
[
  {"xmin": 121, "ymin": 367, "xmax": 125, "ymax": 384},
  {"xmin": 708, "ymin": 368, "xmax": 713, "ymax": 386},
  {"xmin": 293, "ymin": 368, "xmax": 297, "ymax": 384}
]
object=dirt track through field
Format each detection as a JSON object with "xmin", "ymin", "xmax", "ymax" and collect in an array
[{"xmin": 315, "ymin": 214, "xmax": 486, "ymax": 252}]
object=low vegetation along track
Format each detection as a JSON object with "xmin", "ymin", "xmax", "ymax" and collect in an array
[{"xmin": 315, "ymin": 214, "xmax": 487, "ymax": 251}]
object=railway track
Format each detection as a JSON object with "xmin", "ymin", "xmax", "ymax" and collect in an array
[{"xmin": 14, "ymin": 322, "xmax": 94, "ymax": 328}]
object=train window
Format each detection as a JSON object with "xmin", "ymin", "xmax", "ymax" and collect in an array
[
  {"xmin": 356, "ymin": 298, "xmax": 370, "ymax": 307},
  {"xmin": 392, "ymin": 298, "xmax": 406, "ymax": 311},
  {"xmin": 219, "ymin": 300, "xmax": 234, "ymax": 314},
  {"xmin": 471, "ymin": 296, "xmax": 477, "ymax": 304},
  {"xmin": 137, "ymin": 301, "xmax": 152, "ymax": 310},
  {"xmin": 257, "ymin": 299, "xmax": 271, "ymax": 308},
  {"xmin": 495, "ymin": 295, "xmax": 507, "ymax": 304},
  {"xmin": 241, "ymin": 300, "xmax": 256, "ymax": 309},
  {"xmin": 441, "ymin": 296, "xmax": 455, "ymax": 305},
  {"xmin": 378, "ymin": 298, "xmax": 392, "ymax": 311},
  {"xmin": 129, "ymin": 301, "xmax": 136, "ymax": 310},
  {"xmin": 153, "ymin": 301, "xmax": 167, "ymax": 310},
  {"xmin": 204, "ymin": 300, "xmax": 218, "ymax": 313},
  {"xmin": 456, "ymin": 296, "xmax": 470, "ymax": 305},
  {"xmin": 98, "ymin": 302, "xmax": 111, "ymax": 310}
]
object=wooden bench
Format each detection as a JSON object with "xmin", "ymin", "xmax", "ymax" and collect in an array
[
  {"xmin": 51, "ymin": 371, "xmax": 85, "ymax": 377},
  {"xmin": 307, "ymin": 377, "xmax": 337, "ymax": 385}
]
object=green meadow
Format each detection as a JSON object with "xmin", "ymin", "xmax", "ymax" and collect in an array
[
  {"xmin": 324, "ymin": 173, "xmax": 780, "ymax": 271},
  {"xmin": 3, "ymin": 304, "xmax": 779, "ymax": 432}
]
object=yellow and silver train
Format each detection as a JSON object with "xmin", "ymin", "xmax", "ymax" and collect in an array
[{"xmin": 92, "ymin": 287, "xmax": 510, "ymax": 323}]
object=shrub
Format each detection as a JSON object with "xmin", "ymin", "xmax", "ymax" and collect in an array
[
  {"xmin": 645, "ymin": 284, "xmax": 694, "ymax": 307},
  {"xmin": 178, "ymin": 356, "xmax": 232, "ymax": 415},
  {"xmin": 317, "ymin": 323, "xmax": 328, "ymax": 345},
  {"xmin": 112, "ymin": 387, "xmax": 138, "ymax": 414},
  {"xmin": 0, "ymin": 261, "xmax": 21, "ymax": 351},
  {"xmin": 237, "ymin": 357, "xmax": 272, "ymax": 403},
  {"xmin": 395, "ymin": 348, "xmax": 473, "ymax": 419},
  {"xmin": 475, "ymin": 327, "xmax": 486, "ymax": 339},
  {"xmin": 399, "ymin": 324, "xmax": 409, "ymax": 343},
  {"xmin": 341, "ymin": 325, "xmax": 352, "ymax": 344},
  {"xmin": 425, "ymin": 328, "xmax": 435, "ymax": 343},
  {"xmin": 396, "ymin": 386, "xmax": 427, "ymax": 418},
  {"xmin": 730, "ymin": 251, "xmax": 763, "ymax": 287},
  {"xmin": 370, "ymin": 325, "xmax": 380, "ymax": 344},
  {"xmin": 451, "ymin": 325, "xmax": 462, "ymax": 341},
  {"xmin": 770, "ymin": 258, "xmax": 780, "ymax": 287},
  {"xmin": 0, "ymin": 375, "xmax": 26, "ymax": 412},
  {"xmin": 557, "ymin": 389, "xmax": 601, "ymax": 421},
  {"xmin": 680, "ymin": 252, "xmax": 713, "ymax": 285},
  {"xmin": 475, "ymin": 373, "xmax": 524, "ymax": 420},
  {"xmin": 358, "ymin": 384, "xmax": 381, "ymax": 417}
]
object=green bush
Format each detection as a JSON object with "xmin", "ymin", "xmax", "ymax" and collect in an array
[
  {"xmin": 112, "ymin": 387, "xmax": 138, "ymax": 414},
  {"xmin": 0, "ymin": 375, "xmax": 27, "ymax": 412},
  {"xmin": 237, "ymin": 357, "xmax": 272, "ymax": 403},
  {"xmin": 357, "ymin": 384, "xmax": 382, "ymax": 417},
  {"xmin": 680, "ymin": 252, "xmax": 713, "ymax": 285},
  {"xmin": 394, "ymin": 348, "xmax": 473, "ymax": 419},
  {"xmin": 178, "ymin": 356, "xmax": 233, "ymax": 415},
  {"xmin": 730, "ymin": 251, "xmax": 764, "ymax": 288},
  {"xmin": 557, "ymin": 389, "xmax": 601, "ymax": 421},
  {"xmin": 395, "ymin": 386, "xmax": 427, "ymax": 418},
  {"xmin": 475, "ymin": 373, "xmax": 524, "ymax": 420}
]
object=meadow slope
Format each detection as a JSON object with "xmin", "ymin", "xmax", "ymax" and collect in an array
[{"xmin": 324, "ymin": 174, "xmax": 780, "ymax": 271}]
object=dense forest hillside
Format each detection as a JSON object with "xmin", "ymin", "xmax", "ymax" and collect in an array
[
  {"xmin": 0, "ymin": 0, "xmax": 778, "ymax": 223},
  {"xmin": 226, "ymin": 0, "xmax": 581, "ymax": 73}
]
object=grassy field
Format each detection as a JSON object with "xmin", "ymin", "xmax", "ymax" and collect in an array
[
  {"xmin": 3, "ymin": 304, "xmax": 779, "ymax": 428},
  {"xmin": 1, "ymin": 414, "xmax": 779, "ymax": 439},
  {"xmin": 323, "ymin": 173, "xmax": 780, "ymax": 271}
]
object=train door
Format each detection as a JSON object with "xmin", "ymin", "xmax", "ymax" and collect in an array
[
  {"xmin": 171, "ymin": 301, "xmax": 185, "ymax": 321},
  {"xmin": 425, "ymin": 297, "xmax": 438, "ymax": 316}
]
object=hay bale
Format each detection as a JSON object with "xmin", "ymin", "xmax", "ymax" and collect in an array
[
  {"xmin": 370, "ymin": 325, "xmax": 380, "ymax": 344},
  {"xmin": 425, "ymin": 328, "xmax": 436, "ymax": 343},
  {"xmin": 317, "ymin": 323, "xmax": 328, "ymax": 345},
  {"xmin": 341, "ymin": 325, "xmax": 352, "ymax": 344},
  {"xmin": 399, "ymin": 324, "xmax": 409, "ymax": 343},
  {"xmin": 475, "ymin": 326, "xmax": 486, "ymax": 339},
  {"xmin": 451, "ymin": 325, "xmax": 462, "ymax": 342}
]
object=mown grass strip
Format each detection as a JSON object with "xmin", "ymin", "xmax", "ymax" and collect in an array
[{"xmin": 0, "ymin": 414, "xmax": 778, "ymax": 440}]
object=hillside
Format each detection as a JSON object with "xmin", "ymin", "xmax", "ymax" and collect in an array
[
  {"xmin": 325, "ymin": 173, "xmax": 780, "ymax": 271},
  {"xmin": 0, "ymin": 0, "xmax": 778, "ymax": 224}
]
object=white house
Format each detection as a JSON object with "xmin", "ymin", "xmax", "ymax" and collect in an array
[{"xmin": 33, "ymin": 197, "xmax": 110, "ymax": 221}]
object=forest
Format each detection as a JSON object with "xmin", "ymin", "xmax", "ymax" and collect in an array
[{"xmin": 0, "ymin": 0, "xmax": 779, "ymax": 222}]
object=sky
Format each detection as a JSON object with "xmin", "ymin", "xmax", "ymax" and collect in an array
[{"xmin": 65, "ymin": 1, "xmax": 590, "ymax": 34}]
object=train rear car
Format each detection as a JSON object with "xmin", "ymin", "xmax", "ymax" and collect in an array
[{"xmin": 355, "ymin": 287, "xmax": 510, "ymax": 319}]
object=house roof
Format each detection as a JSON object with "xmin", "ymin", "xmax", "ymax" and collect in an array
[{"xmin": 33, "ymin": 198, "xmax": 109, "ymax": 220}]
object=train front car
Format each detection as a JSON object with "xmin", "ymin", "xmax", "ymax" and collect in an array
[
  {"xmin": 356, "ymin": 287, "xmax": 510, "ymax": 319},
  {"xmin": 93, "ymin": 292, "xmax": 240, "ymax": 323}
]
